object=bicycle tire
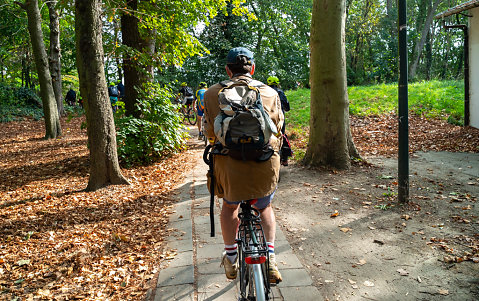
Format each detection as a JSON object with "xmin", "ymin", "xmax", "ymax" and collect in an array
[
  {"xmin": 187, "ymin": 108, "xmax": 197, "ymax": 125},
  {"xmin": 252, "ymin": 262, "xmax": 267, "ymax": 301},
  {"xmin": 238, "ymin": 239, "xmax": 249, "ymax": 300},
  {"xmin": 238, "ymin": 233, "xmax": 269, "ymax": 300}
]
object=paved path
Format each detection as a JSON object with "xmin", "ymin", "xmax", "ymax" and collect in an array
[{"xmin": 152, "ymin": 140, "xmax": 321, "ymax": 300}]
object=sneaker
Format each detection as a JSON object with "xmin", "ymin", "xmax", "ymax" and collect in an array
[
  {"xmin": 220, "ymin": 253, "xmax": 238, "ymax": 280},
  {"xmin": 268, "ymin": 254, "xmax": 282, "ymax": 284}
]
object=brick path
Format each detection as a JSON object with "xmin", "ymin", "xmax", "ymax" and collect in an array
[{"xmin": 151, "ymin": 136, "xmax": 321, "ymax": 300}]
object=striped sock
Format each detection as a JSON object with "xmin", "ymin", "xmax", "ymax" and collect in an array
[
  {"xmin": 267, "ymin": 242, "xmax": 275, "ymax": 255},
  {"xmin": 225, "ymin": 244, "xmax": 237, "ymax": 263}
]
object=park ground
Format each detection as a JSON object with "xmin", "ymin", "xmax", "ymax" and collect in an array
[{"xmin": 0, "ymin": 115, "xmax": 478, "ymax": 300}]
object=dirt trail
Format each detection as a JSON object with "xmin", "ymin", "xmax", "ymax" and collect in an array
[{"xmin": 274, "ymin": 152, "xmax": 479, "ymax": 300}]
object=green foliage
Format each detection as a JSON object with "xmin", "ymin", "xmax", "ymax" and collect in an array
[
  {"xmin": 284, "ymin": 88, "xmax": 311, "ymax": 126},
  {"xmin": 170, "ymin": 0, "xmax": 312, "ymax": 90},
  {"xmin": 0, "ymin": 83, "xmax": 43, "ymax": 122},
  {"xmin": 286, "ymin": 80, "xmax": 465, "ymax": 128},
  {"xmin": 115, "ymin": 83, "xmax": 187, "ymax": 166},
  {"xmin": 348, "ymin": 80, "xmax": 465, "ymax": 119}
]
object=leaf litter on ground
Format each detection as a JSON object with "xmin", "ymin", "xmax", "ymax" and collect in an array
[{"xmin": 0, "ymin": 117, "xmax": 192, "ymax": 300}]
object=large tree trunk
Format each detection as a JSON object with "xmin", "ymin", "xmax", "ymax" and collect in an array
[
  {"xmin": 75, "ymin": 0, "xmax": 129, "ymax": 191},
  {"xmin": 113, "ymin": 18, "xmax": 123, "ymax": 81},
  {"xmin": 409, "ymin": 0, "xmax": 442, "ymax": 78},
  {"xmin": 120, "ymin": 0, "xmax": 145, "ymax": 118},
  {"xmin": 47, "ymin": 0, "xmax": 64, "ymax": 116},
  {"xmin": 19, "ymin": 0, "xmax": 61, "ymax": 139},
  {"xmin": 304, "ymin": 0, "xmax": 357, "ymax": 170}
]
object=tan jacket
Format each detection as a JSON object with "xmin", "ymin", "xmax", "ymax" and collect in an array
[{"xmin": 203, "ymin": 74, "xmax": 284, "ymax": 202}]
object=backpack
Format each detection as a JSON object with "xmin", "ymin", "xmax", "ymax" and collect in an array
[
  {"xmin": 66, "ymin": 89, "xmax": 76, "ymax": 101},
  {"xmin": 272, "ymin": 86, "xmax": 290, "ymax": 112},
  {"xmin": 184, "ymin": 86, "xmax": 194, "ymax": 96},
  {"xmin": 213, "ymin": 79, "xmax": 278, "ymax": 161},
  {"xmin": 108, "ymin": 86, "xmax": 119, "ymax": 97}
]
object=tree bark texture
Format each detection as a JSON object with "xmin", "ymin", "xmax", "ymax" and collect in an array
[
  {"xmin": 75, "ymin": 0, "xmax": 129, "ymax": 191},
  {"xmin": 409, "ymin": 0, "xmax": 442, "ymax": 78},
  {"xmin": 304, "ymin": 0, "xmax": 354, "ymax": 170},
  {"xmin": 47, "ymin": 0, "xmax": 64, "ymax": 116},
  {"xmin": 21, "ymin": 0, "xmax": 61, "ymax": 139},
  {"xmin": 121, "ymin": 0, "xmax": 145, "ymax": 118}
]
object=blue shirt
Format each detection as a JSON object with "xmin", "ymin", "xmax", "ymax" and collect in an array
[{"xmin": 196, "ymin": 88, "xmax": 207, "ymax": 109}]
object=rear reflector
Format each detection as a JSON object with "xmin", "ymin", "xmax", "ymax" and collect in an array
[{"xmin": 245, "ymin": 255, "xmax": 266, "ymax": 265}]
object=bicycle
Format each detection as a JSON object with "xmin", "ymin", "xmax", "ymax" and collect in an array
[
  {"xmin": 180, "ymin": 104, "xmax": 197, "ymax": 125},
  {"xmin": 203, "ymin": 145, "xmax": 272, "ymax": 301},
  {"xmin": 237, "ymin": 199, "xmax": 271, "ymax": 301}
]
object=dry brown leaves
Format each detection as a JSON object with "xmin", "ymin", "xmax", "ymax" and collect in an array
[
  {"xmin": 351, "ymin": 114, "xmax": 479, "ymax": 156},
  {"xmin": 290, "ymin": 114, "xmax": 479, "ymax": 157},
  {"xmin": 0, "ymin": 117, "xmax": 192, "ymax": 300},
  {"xmin": 1, "ymin": 114, "xmax": 478, "ymax": 299}
]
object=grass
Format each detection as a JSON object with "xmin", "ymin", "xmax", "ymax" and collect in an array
[{"xmin": 285, "ymin": 80, "xmax": 465, "ymax": 128}]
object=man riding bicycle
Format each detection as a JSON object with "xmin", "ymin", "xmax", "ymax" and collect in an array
[
  {"xmin": 203, "ymin": 47, "xmax": 283, "ymax": 284},
  {"xmin": 177, "ymin": 82, "xmax": 195, "ymax": 109},
  {"xmin": 195, "ymin": 81, "xmax": 207, "ymax": 139}
]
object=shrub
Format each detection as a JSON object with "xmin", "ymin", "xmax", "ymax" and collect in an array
[
  {"xmin": 115, "ymin": 83, "xmax": 187, "ymax": 166},
  {"xmin": 0, "ymin": 84, "xmax": 43, "ymax": 122}
]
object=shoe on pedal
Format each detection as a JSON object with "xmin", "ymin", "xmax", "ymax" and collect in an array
[
  {"xmin": 268, "ymin": 254, "xmax": 282, "ymax": 284},
  {"xmin": 220, "ymin": 253, "xmax": 238, "ymax": 280}
]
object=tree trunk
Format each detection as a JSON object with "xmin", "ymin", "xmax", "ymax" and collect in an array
[
  {"xmin": 120, "ymin": 0, "xmax": 145, "ymax": 118},
  {"xmin": 75, "ymin": 0, "xmax": 129, "ymax": 191},
  {"xmin": 409, "ymin": 0, "xmax": 442, "ymax": 79},
  {"xmin": 47, "ymin": 0, "xmax": 64, "ymax": 116},
  {"xmin": 19, "ymin": 0, "xmax": 61, "ymax": 139},
  {"xmin": 304, "ymin": 0, "xmax": 357, "ymax": 169}
]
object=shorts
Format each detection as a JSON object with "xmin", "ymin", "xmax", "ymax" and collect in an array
[
  {"xmin": 224, "ymin": 189, "xmax": 276, "ymax": 210},
  {"xmin": 197, "ymin": 106, "xmax": 204, "ymax": 117}
]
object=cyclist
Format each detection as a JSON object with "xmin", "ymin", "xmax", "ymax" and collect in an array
[
  {"xmin": 117, "ymin": 80, "xmax": 125, "ymax": 102},
  {"xmin": 65, "ymin": 87, "xmax": 76, "ymax": 106},
  {"xmin": 267, "ymin": 76, "xmax": 292, "ymax": 166},
  {"xmin": 108, "ymin": 82, "xmax": 119, "ymax": 112},
  {"xmin": 203, "ymin": 47, "xmax": 283, "ymax": 284},
  {"xmin": 195, "ymin": 82, "xmax": 207, "ymax": 139},
  {"xmin": 177, "ymin": 82, "xmax": 195, "ymax": 109}
]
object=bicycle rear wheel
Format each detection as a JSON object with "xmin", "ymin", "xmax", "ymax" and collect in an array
[
  {"xmin": 187, "ymin": 108, "xmax": 197, "ymax": 125},
  {"xmin": 238, "ymin": 235, "xmax": 270, "ymax": 300}
]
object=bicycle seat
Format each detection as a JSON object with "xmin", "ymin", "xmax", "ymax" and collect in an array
[{"xmin": 244, "ymin": 199, "xmax": 258, "ymax": 206}]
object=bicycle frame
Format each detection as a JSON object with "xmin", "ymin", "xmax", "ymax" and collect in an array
[{"xmin": 237, "ymin": 201, "xmax": 270, "ymax": 301}]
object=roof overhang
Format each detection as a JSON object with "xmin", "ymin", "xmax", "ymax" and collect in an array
[{"xmin": 435, "ymin": 0, "xmax": 479, "ymax": 19}]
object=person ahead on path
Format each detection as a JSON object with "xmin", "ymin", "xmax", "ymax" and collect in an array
[
  {"xmin": 178, "ymin": 82, "xmax": 195, "ymax": 108},
  {"xmin": 267, "ymin": 76, "xmax": 290, "ymax": 132},
  {"xmin": 108, "ymin": 82, "xmax": 119, "ymax": 112},
  {"xmin": 195, "ymin": 81, "xmax": 207, "ymax": 139},
  {"xmin": 267, "ymin": 76, "xmax": 292, "ymax": 166},
  {"xmin": 117, "ymin": 80, "xmax": 125, "ymax": 101},
  {"xmin": 65, "ymin": 87, "xmax": 76, "ymax": 106},
  {"xmin": 203, "ymin": 47, "xmax": 284, "ymax": 284}
]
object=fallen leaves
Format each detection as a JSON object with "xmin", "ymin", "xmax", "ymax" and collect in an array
[
  {"xmin": 330, "ymin": 210, "xmax": 340, "ymax": 218},
  {"xmin": 349, "ymin": 114, "xmax": 479, "ymax": 156},
  {"xmin": 0, "ymin": 117, "xmax": 191, "ymax": 300}
]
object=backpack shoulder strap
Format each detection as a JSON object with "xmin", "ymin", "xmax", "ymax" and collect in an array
[
  {"xmin": 248, "ymin": 79, "xmax": 264, "ymax": 88},
  {"xmin": 219, "ymin": 80, "xmax": 234, "ymax": 88}
]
